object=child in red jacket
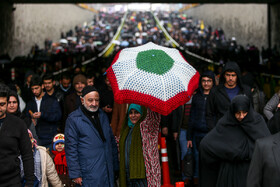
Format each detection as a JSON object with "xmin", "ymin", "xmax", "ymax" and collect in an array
[{"xmin": 51, "ymin": 134, "xmax": 75, "ymax": 187}]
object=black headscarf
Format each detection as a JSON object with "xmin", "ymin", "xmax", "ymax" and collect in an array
[
  {"xmin": 7, "ymin": 90, "xmax": 21, "ymax": 116},
  {"xmin": 231, "ymin": 95, "xmax": 250, "ymax": 114},
  {"xmin": 7, "ymin": 91, "xmax": 31, "ymax": 128},
  {"xmin": 224, "ymin": 95, "xmax": 270, "ymax": 141},
  {"xmin": 199, "ymin": 95, "xmax": 270, "ymax": 187}
]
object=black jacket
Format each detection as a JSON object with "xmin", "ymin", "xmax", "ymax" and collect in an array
[
  {"xmin": 25, "ymin": 94, "xmax": 62, "ymax": 146},
  {"xmin": 206, "ymin": 62, "xmax": 252, "ymax": 130},
  {"xmin": 161, "ymin": 105, "xmax": 183, "ymax": 134},
  {"xmin": 187, "ymin": 88, "xmax": 209, "ymax": 140},
  {"xmin": 267, "ymin": 109, "xmax": 280, "ymax": 135},
  {"xmin": 0, "ymin": 114, "xmax": 34, "ymax": 187},
  {"xmin": 187, "ymin": 70, "xmax": 215, "ymax": 140},
  {"xmin": 247, "ymin": 132, "xmax": 280, "ymax": 187},
  {"xmin": 47, "ymin": 88, "xmax": 65, "ymax": 105}
]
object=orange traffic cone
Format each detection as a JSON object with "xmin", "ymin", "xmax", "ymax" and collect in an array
[
  {"xmin": 175, "ymin": 182, "xmax": 185, "ymax": 187},
  {"xmin": 161, "ymin": 137, "xmax": 174, "ymax": 187}
]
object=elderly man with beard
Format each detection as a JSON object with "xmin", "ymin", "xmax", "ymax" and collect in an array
[{"xmin": 65, "ymin": 86, "xmax": 119, "ymax": 187}]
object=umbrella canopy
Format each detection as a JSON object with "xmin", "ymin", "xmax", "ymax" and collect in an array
[
  {"xmin": 93, "ymin": 41, "xmax": 103, "ymax": 46},
  {"xmin": 112, "ymin": 40, "xmax": 121, "ymax": 45},
  {"xmin": 75, "ymin": 44, "xmax": 85, "ymax": 49},
  {"xmin": 59, "ymin": 39, "xmax": 68, "ymax": 44},
  {"xmin": 121, "ymin": 33, "xmax": 134, "ymax": 39},
  {"xmin": 120, "ymin": 41, "xmax": 129, "ymax": 47},
  {"xmin": 106, "ymin": 42, "xmax": 200, "ymax": 116}
]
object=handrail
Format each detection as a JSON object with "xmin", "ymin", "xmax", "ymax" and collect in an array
[{"xmin": 152, "ymin": 11, "xmax": 220, "ymax": 66}]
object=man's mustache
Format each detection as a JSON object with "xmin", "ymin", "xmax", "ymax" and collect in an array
[{"xmin": 89, "ymin": 105, "xmax": 98, "ymax": 108}]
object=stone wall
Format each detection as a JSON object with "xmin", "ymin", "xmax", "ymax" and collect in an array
[
  {"xmin": 0, "ymin": 2, "xmax": 14, "ymax": 56},
  {"xmin": 7, "ymin": 4, "xmax": 95, "ymax": 58},
  {"xmin": 270, "ymin": 3, "xmax": 280, "ymax": 49},
  {"xmin": 185, "ymin": 4, "xmax": 268, "ymax": 49},
  {"xmin": 2, "ymin": 3, "xmax": 279, "ymax": 59}
]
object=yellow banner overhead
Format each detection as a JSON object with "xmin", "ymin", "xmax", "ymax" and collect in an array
[
  {"xmin": 200, "ymin": 20, "xmax": 205, "ymax": 30},
  {"xmin": 77, "ymin": 4, "xmax": 98, "ymax": 13}
]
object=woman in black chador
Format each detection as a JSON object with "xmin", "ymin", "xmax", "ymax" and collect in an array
[{"xmin": 199, "ymin": 95, "xmax": 270, "ymax": 187}]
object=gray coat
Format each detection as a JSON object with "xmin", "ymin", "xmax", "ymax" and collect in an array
[
  {"xmin": 247, "ymin": 132, "xmax": 280, "ymax": 187},
  {"xmin": 263, "ymin": 92, "xmax": 280, "ymax": 120}
]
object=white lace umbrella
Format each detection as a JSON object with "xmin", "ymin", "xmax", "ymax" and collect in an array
[{"xmin": 106, "ymin": 42, "xmax": 200, "ymax": 115}]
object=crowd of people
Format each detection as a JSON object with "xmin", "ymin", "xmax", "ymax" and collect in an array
[
  {"xmin": 1, "ymin": 58, "xmax": 280, "ymax": 187},
  {"xmin": 0, "ymin": 9, "xmax": 280, "ymax": 187},
  {"xmin": 1, "ymin": 10, "xmax": 279, "ymax": 100},
  {"xmin": 157, "ymin": 11, "xmax": 280, "ymax": 75}
]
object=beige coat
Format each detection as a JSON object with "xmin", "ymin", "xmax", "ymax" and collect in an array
[{"xmin": 36, "ymin": 146, "xmax": 63, "ymax": 187}]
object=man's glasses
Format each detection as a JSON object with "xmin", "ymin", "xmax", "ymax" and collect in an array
[
  {"xmin": 0, "ymin": 102, "xmax": 7, "ymax": 106},
  {"xmin": 201, "ymin": 80, "xmax": 213, "ymax": 83}
]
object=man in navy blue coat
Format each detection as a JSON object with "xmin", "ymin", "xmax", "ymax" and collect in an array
[
  {"xmin": 25, "ymin": 75, "xmax": 62, "ymax": 149},
  {"xmin": 65, "ymin": 86, "xmax": 119, "ymax": 187}
]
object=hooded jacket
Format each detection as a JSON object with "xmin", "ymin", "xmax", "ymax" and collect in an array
[
  {"xmin": 206, "ymin": 62, "xmax": 252, "ymax": 130},
  {"xmin": 187, "ymin": 71, "xmax": 215, "ymax": 140}
]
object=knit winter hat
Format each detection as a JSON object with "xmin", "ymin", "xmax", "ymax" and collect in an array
[
  {"xmin": 82, "ymin": 86, "xmax": 99, "ymax": 97},
  {"xmin": 53, "ymin": 133, "xmax": 65, "ymax": 151},
  {"xmin": 73, "ymin": 74, "xmax": 86, "ymax": 85}
]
